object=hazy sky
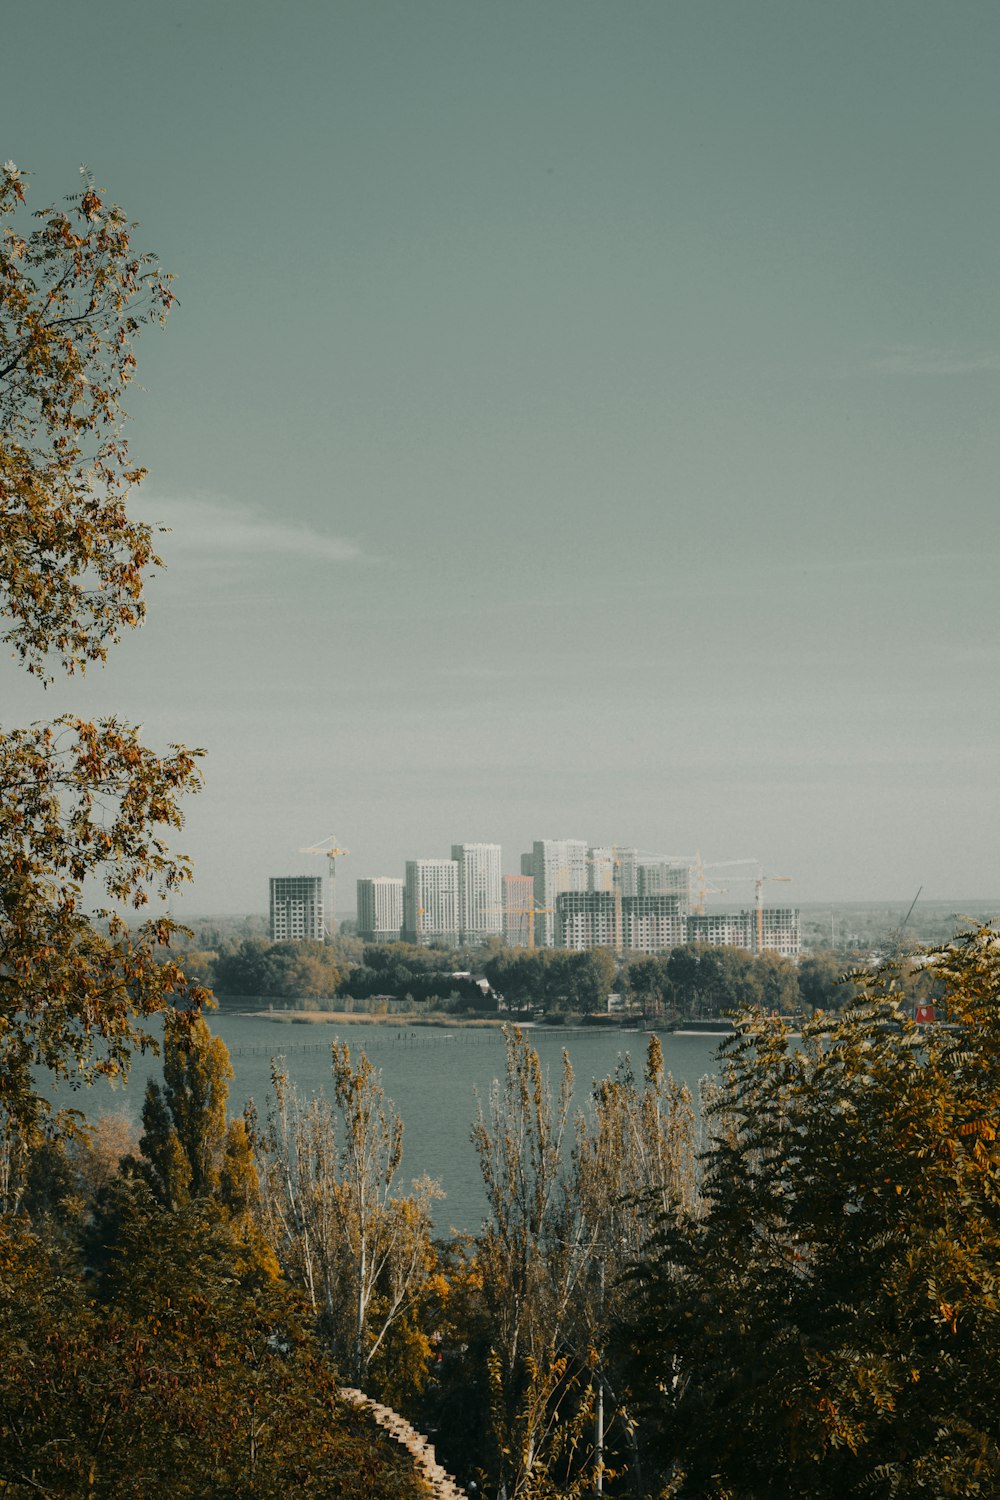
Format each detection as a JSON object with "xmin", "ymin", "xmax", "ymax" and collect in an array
[{"xmin": 4, "ymin": 1, "xmax": 999, "ymax": 910}]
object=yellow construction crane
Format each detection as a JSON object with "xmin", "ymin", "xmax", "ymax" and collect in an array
[
  {"xmin": 299, "ymin": 835, "xmax": 350, "ymax": 937},
  {"xmin": 526, "ymin": 901, "xmax": 554, "ymax": 953},
  {"xmin": 691, "ymin": 854, "xmax": 759, "ymax": 915},
  {"xmin": 714, "ymin": 866, "xmax": 792, "ymax": 952}
]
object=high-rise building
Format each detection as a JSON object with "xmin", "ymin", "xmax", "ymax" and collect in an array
[
  {"xmin": 755, "ymin": 907, "xmax": 801, "ymax": 958},
  {"xmin": 451, "ymin": 843, "xmax": 502, "ymax": 944},
  {"xmin": 614, "ymin": 847, "xmax": 641, "ymax": 898},
  {"xmin": 529, "ymin": 839, "xmax": 588, "ymax": 948},
  {"xmin": 403, "ymin": 859, "xmax": 460, "ymax": 946},
  {"xmin": 625, "ymin": 894, "xmax": 685, "ymax": 953},
  {"xmin": 503, "ymin": 874, "xmax": 534, "ymax": 947},
  {"xmin": 556, "ymin": 891, "xmax": 687, "ymax": 953},
  {"xmin": 356, "ymin": 877, "xmax": 404, "ymax": 942},
  {"xmin": 556, "ymin": 890, "xmax": 617, "ymax": 950},
  {"xmin": 587, "ymin": 847, "xmax": 616, "ymax": 892},
  {"xmin": 637, "ymin": 860, "xmax": 693, "ymax": 910},
  {"xmin": 269, "ymin": 875, "xmax": 325, "ymax": 942}
]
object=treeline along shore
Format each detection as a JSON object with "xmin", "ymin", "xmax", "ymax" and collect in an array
[{"xmin": 170, "ymin": 925, "xmax": 950, "ymax": 1023}]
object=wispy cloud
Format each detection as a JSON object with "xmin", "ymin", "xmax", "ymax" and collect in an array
[
  {"xmin": 868, "ymin": 345, "xmax": 1000, "ymax": 377},
  {"xmin": 148, "ymin": 494, "xmax": 364, "ymax": 564}
]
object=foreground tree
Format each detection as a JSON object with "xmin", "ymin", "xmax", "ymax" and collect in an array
[
  {"xmin": 257, "ymin": 1042, "xmax": 442, "ymax": 1395},
  {"xmin": 0, "ymin": 1197, "xmax": 426, "ymax": 1499},
  {"xmin": 628, "ymin": 926, "xmax": 1000, "ymax": 1498},
  {"xmin": 0, "ymin": 164, "xmax": 204, "ymax": 1131},
  {"xmin": 460, "ymin": 1028, "xmax": 700, "ymax": 1498}
]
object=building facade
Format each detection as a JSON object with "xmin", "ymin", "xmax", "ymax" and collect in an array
[
  {"xmin": 755, "ymin": 906, "xmax": 801, "ymax": 957},
  {"xmin": 269, "ymin": 875, "xmax": 325, "ymax": 942},
  {"xmin": 403, "ymin": 859, "xmax": 460, "ymax": 946},
  {"xmin": 587, "ymin": 847, "xmax": 616, "ymax": 892},
  {"xmin": 502, "ymin": 874, "xmax": 535, "ymax": 947},
  {"xmin": 556, "ymin": 890, "xmax": 618, "ymax": 950},
  {"xmin": 529, "ymin": 838, "xmax": 588, "ymax": 948},
  {"xmin": 684, "ymin": 911, "xmax": 754, "ymax": 950},
  {"xmin": 637, "ymin": 860, "xmax": 693, "ymax": 910},
  {"xmin": 625, "ymin": 894, "xmax": 686, "ymax": 953},
  {"xmin": 451, "ymin": 842, "xmax": 503, "ymax": 943},
  {"xmin": 356, "ymin": 877, "xmax": 404, "ymax": 942}
]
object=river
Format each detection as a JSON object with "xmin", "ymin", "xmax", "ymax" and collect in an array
[{"xmin": 57, "ymin": 1013, "xmax": 725, "ymax": 1234}]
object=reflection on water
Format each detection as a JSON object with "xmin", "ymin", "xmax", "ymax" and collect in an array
[{"xmin": 52, "ymin": 1014, "xmax": 724, "ymax": 1234}]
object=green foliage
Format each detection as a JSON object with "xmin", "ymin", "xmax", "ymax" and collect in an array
[
  {"xmin": 211, "ymin": 937, "xmax": 343, "ymax": 1000},
  {"xmin": 0, "ymin": 1197, "xmax": 426, "ymax": 1498},
  {"xmin": 139, "ymin": 1012, "xmax": 253, "ymax": 1210},
  {"xmin": 626, "ymin": 926, "xmax": 1000, "ymax": 1498}
]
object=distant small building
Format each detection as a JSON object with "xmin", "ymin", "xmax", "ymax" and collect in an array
[
  {"xmin": 269, "ymin": 875, "xmax": 324, "ymax": 942},
  {"xmin": 356, "ymin": 877, "xmax": 404, "ymax": 942}
]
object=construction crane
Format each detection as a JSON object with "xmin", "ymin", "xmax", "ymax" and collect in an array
[
  {"xmin": 526, "ymin": 902, "xmax": 554, "ymax": 953},
  {"xmin": 299, "ymin": 835, "xmax": 350, "ymax": 937},
  {"xmin": 692, "ymin": 854, "xmax": 759, "ymax": 915},
  {"xmin": 715, "ymin": 866, "xmax": 792, "ymax": 952}
]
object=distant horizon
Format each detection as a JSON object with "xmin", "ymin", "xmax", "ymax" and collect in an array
[{"xmin": 178, "ymin": 896, "xmax": 1000, "ymax": 924}]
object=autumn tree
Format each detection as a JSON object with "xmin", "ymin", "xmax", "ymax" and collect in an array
[
  {"xmin": 462, "ymin": 1028, "xmax": 701, "ymax": 1498},
  {"xmin": 0, "ymin": 163, "xmax": 205, "ymax": 1132},
  {"xmin": 627, "ymin": 927, "xmax": 1000, "ymax": 1498},
  {"xmin": 257, "ymin": 1042, "xmax": 442, "ymax": 1395},
  {"xmin": 139, "ymin": 1012, "xmax": 259, "ymax": 1219},
  {"xmin": 0, "ymin": 1195, "xmax": 427, "ymax": 1499}
]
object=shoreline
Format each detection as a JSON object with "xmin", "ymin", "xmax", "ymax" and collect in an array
[{"xmin": 226, "ymin": 1010, "xmax": 509, "ymax": 1028}]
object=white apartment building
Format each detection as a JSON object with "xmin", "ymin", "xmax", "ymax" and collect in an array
[
  {"xmin": 503, "ymin": 874, "xmax": 535, "ymax": 947},
  {"xmin": 403, "ymin": 859, "xmax": 460, "ymax": 946},
  {"xmin": 451, "ymin": 842, "xmax": 502, "ymax": 943},
  {"xmin": 269, "ymin": 875, "xmax": 325, "ymax": 942},
  {"xmin": 587, "ymin": 847, "xmax": 616, "ymax": 892},
  {"xmin": 637, "ymin": 860, "xmax": 693, "ymax": 910},
  {"xmin": 614, "ymin": 847, "xmax": 641, "ymax": 898},
  {"xmin": 356, "ymin": 877, "xmax": 404, "ymax": 942},
  {"xmin": 528, "ymin": 839, "xmax": 588, "ymax": 948}
]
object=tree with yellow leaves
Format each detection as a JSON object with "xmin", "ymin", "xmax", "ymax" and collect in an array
[
  {"xmin": 628, "ymin": 926, "xmax": 1000, "ymax": 1498},
  {"xmin": 0, "ymin": 164, "xmax": 205, "ymax": 1133}
]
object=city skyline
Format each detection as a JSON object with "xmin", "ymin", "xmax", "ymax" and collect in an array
[{"xmin": 2, "ymin": 3, "xmax": 997, "ymax": 914}]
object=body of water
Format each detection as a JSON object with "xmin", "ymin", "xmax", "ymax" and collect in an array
[{"xmin": 60, "ymin": 1014, "xmax": 724, "ymax": 1234}]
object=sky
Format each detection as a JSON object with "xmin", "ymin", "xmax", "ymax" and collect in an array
[{"xmin": 3, "ymin": 0, "xmax": 999, "ymax": 911}]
